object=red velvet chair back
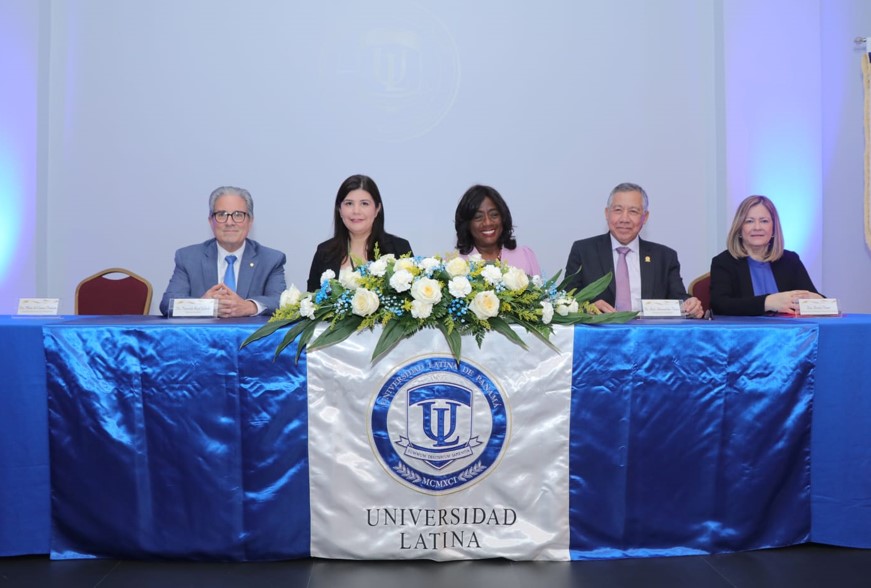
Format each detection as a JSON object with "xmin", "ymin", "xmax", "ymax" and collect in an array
[
  {"xmin": 75, "ymin": 268, "xmax": 153, "ymax": 315},
  {"xmin": 689, "ymin": 272, "xmax": 711, "ymax": 312}
]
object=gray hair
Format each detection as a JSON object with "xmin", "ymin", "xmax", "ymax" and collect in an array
[
  {"xmin": 208, "ymin": 186, "xmax": 254, "ymax": 217},
  {"xmin": 607, "ymin": 182, "xmax": 649, "ymax": 212}
]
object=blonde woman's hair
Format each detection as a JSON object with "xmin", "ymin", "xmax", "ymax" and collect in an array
[{"xmin": 726, "ymin": 195, "xmax": 785, "ymax": 261}]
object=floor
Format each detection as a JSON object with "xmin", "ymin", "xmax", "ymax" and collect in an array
[{"xmin": 2, "ymin": 544, "xmax": 871, "ymax": 588}]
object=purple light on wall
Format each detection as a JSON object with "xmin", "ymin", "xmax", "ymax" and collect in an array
[
  {"xmin": 747, "ymin": 119, "xmax": 818, "ymax": 259},
  {"xmin": 721, "ymin": 0, "xmax": 822, "ymax": 281},
  {"xmin": 0, "ymin": 144, "xmax": 26, "ymax": 281},
  {"xmin": 0, "ymin": 0, "xmax": 38, "ymax": 307}
]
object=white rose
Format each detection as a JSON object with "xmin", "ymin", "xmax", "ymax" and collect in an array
[
  {"xmin": 319, "ymin": 269, "xmax": 336, "ymax": 285},
  {"xmin": 389, "ymin": 269, "xmax": 413, "ymax": 292},
  {"xmin": 410, "ymin": 277, "xmax": 443, "ymax": 304},
  {"xmin": 339, "ymin": 268, "xmax": 362, "ymax": 290},
  {"xmin": 448, "ymin": 276, "xmax": 472, "ymax": 298},
  {"xmin": 481, "ymin": 265, "xmax": 503, "ymax": 286},
  {"xmin": 531, "ymin": 275, "xmax": 544, "ymax": 288},
  {"xmin": 368, "ymin": 258, "xmax": 388, "ymax": 277},
  {"xmin": 468, "ymin": 253, "xmax": 483, "ymax": 262},
  {"xmin": 502, "ymin": 267, "xmax": 529, "ymax": 292},
  {"xmin": 469, "ymin": 290, "xmax": 500, "ymax": 320},
  {"xmin": 419, "ymin": 257, "xmax": 441, "ymax": 274},
  {"xmin": 279, "ymin": 285, "xmax": 302, "ymax": 308},
  {"xmin": 351, "ymin": 288, "xmax": 380, "ymax": 317},
  {"xmin": 567, "ymin": 299, "xmax": 579, "ymax": 314},
  {"xmin": 395, "ymin": 258, "xmax": 416, "ymax": 272},
  {"xmin": 299, "ymin": 296, "xmax": 316, "ymax": 319},
  {"xmin": 379, "ymin": 253, "xmax": 396, "ymax": 263},
  {"xmin": 410, "ymin": 300, "xmax": 433, "ymax": 319},
  {"xmin": 541, "ymin": 301, "xmax": 554, "ymax": 324},
  {"xmin": 445, "ymin": 257, "xmax": 470, "ymax": 277}
]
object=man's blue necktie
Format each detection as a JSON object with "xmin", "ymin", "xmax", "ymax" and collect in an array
[{"xmin": 223, "ymin": 255, "xmax": 237, "ymax": 292}]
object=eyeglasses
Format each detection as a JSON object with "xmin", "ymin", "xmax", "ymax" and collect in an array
[
  {"xmin": 211, "ymin": 211, "xmax": 250, "ymax": 223},
  {"xmin": 608, "ymin": 206, "xmax": 644, "ymax": 219}
]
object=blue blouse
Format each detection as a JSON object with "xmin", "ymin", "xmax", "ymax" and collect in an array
[{"xmin": 748, "ymin": 258, "xmax": 779, "ymax": 296}]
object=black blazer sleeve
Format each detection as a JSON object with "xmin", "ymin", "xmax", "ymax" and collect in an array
[
  {"xmin": 307, "ymin": 241, "xmax": 340, "ymax": 292},
  {"xmin": 710, "ymin": 251, "xmax": 767, "ymax": 316},
  {"xmin": 774, "ymin": 251, "xmax": 819, "ymax": 294},
  {"xmin": 662, "ymin": 247, "xmax": 691, "ymax": 301},
  {"xmin": 641, "ymin": 241, "xmax": 691, "ymax": 301},
  {"xmin": 382, "ymin": 234, "xmax": 413, "ymax": 258},
  {"xmin": 563, "ymin": 234, "xmax": 614, "ymax": 302}
]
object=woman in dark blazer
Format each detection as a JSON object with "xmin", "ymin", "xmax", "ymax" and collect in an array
[
  {"xmin": 710, "ymin": 195, "xmax": 821, "ymax": 316},
  {"xmin": 306, "ymin": 174, "xmax": 413, "ymax": 292}
]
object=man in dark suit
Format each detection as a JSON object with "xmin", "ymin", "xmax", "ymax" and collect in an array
[
  {"xmin": 564, "ymin": 182, "xmax": 703, "ymax": 318},
  {"xmin": 159, "ymin": 186, "xmax": 287, "ymax": 317}
]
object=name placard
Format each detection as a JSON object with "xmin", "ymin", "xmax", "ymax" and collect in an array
[
  {"xmin": 17, "ymin": 298, "xmax": 60, "ymax": 315},
  {"xmin": 641, "ymin": 299, "xmax": 684, "ymax": 318},
  {"xmin": 170, "ymin": 298, "xmax": 218, "ymax": 318},
  {"xmin": 798, "ymin": 298, "xmax": 840, "ymax": 316}
]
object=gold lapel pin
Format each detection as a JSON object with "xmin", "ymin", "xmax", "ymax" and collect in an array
[{"xmin": 644, "ymin": 256, "xmax": 651, "ymax": 263}]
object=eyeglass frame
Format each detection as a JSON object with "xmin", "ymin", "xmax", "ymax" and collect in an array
[{"xmin": 210, "ymin": 210, "xmax": 250, "ymax": 223}]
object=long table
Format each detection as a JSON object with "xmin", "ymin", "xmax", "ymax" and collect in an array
[{"xmin": 1, "ymin": 315, "xmax": 869, "ymax": 560}]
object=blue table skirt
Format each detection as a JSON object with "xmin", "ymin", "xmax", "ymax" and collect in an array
[
  {"xmin": 2, "ymin": 315, "xmax": 870, "ymax": 558},
  {"xmin": 807, "ymin": 313, "xmax": 871, "ymax": 546},
  {"xmin": 0, "ymin": 317, "xmax": 58, "ymax": 556}
]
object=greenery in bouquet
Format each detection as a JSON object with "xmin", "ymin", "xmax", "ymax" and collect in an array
[{"xmin": 242, "ymin": 252, "xmax": 636, "ymax": 363}]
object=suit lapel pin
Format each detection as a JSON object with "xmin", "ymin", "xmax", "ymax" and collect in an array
[
  {"xmin": 644, "ymin": 256, "xmax": 651, "ymax": 263},
  {"xmin": 249, "ymin": 262, "xmax": 255, "ymax": 267}
]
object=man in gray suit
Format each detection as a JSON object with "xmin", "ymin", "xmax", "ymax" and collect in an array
[
  {"xmin": 564, "ymin": 182, "xmax": 703, "ymax": 318},
  {"xmin": 159, "ymin": 186, "xmax": 287, "ymax": 317}
]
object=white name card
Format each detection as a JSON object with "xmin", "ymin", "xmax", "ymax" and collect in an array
[
  {"xmin": 798, "ymin": 298, "xmax": 840, "ymax": 316},
  {"xmin": 17, "ymin": 298, "xmax": 60, "ymax": 315},
  {"xmin": 641, "ymin": 299, "xmax": 684, "ymax": 318},
  {"xmin": 170, "ymin": 298, "xmax": 218, "ymax": 318}
]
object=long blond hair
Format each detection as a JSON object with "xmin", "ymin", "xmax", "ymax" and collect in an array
[{"xmin": 726, "ymin": 195, "xmax": 785, "ymax": 261}]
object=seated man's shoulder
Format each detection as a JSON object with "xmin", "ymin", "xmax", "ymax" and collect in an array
[
  {"xmin": 640, "ymin": 238, "xmax": 680, "ymax": 257},
  {"xmin": 247, "ymin": 239, "xmax": 287, "ymax": 261},
  {"xmin": 570, "ymin": 234, "xmax": 608, "ymax": 249},
  {"xmin": 174, "ymin": 240, "xmax": 215, "ymax": 257}
]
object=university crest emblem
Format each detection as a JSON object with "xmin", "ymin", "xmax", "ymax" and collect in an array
[{"xmin": 369, "ymin": 357, "xmax": 510, "ymax": 494}]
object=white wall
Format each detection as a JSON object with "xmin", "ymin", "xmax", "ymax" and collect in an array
[{"xmin": 39, "ymin": 0, "xmax": 718, "ymax": 314}]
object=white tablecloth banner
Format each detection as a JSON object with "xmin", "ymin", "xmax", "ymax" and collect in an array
[{"xmin": 307, "ymin": 327, "xmax": 574, "ymax": 560}]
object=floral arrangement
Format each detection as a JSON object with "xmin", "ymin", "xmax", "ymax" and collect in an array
[{"xmin": 242, "ymin": 253, "xmax": 635, "ymax": 363}]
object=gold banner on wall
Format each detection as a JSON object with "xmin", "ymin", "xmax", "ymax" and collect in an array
[{"xmin": 864, "ymin": 53, "xmax": 871, "ymax": 249}]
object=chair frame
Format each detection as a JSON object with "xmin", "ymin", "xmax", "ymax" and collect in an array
[
  {"xmin": 74, "ymin": 267, "xmax": 153, "ymax": 315},
  {"xmin": 688, "ymin": 272, "xmax": 711, "ymax": 312}
]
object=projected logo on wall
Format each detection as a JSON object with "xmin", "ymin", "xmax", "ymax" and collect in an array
[
  {"xmin": 319, "ymin": 2, "xmax": 461, "ymax": 142},
  {"xmin": 369, "ymin": 357, "xmax": 510, "ymax": 495}
]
